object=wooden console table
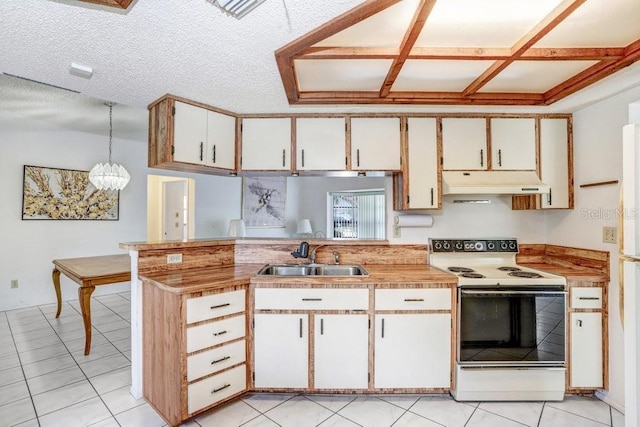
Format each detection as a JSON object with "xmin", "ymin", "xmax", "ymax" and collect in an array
[{"xmin": 52, "ymin": 254, "xmax": 131, "ymax": 355}]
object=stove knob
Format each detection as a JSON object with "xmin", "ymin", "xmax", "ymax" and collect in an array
[
  {"xmin": 474, "ymin": 242, "xmax": 484, "ymax": 251},
  {"xmin": 500, "ymin": 241, "xmax": 508, "ymax": 250},
  {"xmin": 443, "ymin": 241, "xmax": 451, "ymax": 250},
  {"xmin": 454, "ymin": 241, "xmax": 463, "ymax": 251},
  {"xmin": 509, "ymin": 241, "xmax": 517, "ymax": 250},
  {"xmin": 487, "ymin": 241, "xmax": 496, "ymax": 251},
  {"xmin": 434, "ymin": 241, "xmax": 442, "ymax": 250}
]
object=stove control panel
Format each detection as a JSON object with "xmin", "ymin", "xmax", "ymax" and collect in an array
[{"xmin": 429, "ymin": 238, "xmax": 518, "ymax": 253}]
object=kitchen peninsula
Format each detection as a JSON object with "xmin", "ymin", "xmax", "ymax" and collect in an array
[{"xmin": 120, "ymin": 238, "xmax": 609, "ymax": 426}]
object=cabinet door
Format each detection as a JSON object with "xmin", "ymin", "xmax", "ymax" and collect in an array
[
  {"xmin": 540, "ymin": 118, "xmax": 571, "ymax": 209},
  {"xmin": 350, "ymin": 117, "xmax": 401, "ymax": 171},
  {"xmin": 241, "ymin": 118, "xmax": 291, "ymax": 171},
  {"xmin": 442, "ymin": 118, "xmax": 487, "ymax": 170},
  {"xmin": 374, "ymin": 314, "xmax": 450, "ymax": 389},
  {"xmin": 490, "ymin": 118, "xmax": 536, "ymax": 170},
  {"xmin": 253, "ymin": 314, "xmax": 308, "ymax": 388},
  {"xmin": 296, "ymin": 118, "xmax": 346, "ymax": 171},
  {"xmin": 406, "ymin": 117, "xmax": 439, "ymax": 209},
  {"xmin": 314, "ymin": 315, "xmax": 369, "ymax": 389},
  {"xmin": 206, "ymin": 111, "xmax": 236, "ymax": 170},
  {"xmin": 570, "ymin": 312, "xmax": 603, "ymax": 388},
  {"xmin": 173, "ymin": 101, "xmax": 208, "ymax": 165}
]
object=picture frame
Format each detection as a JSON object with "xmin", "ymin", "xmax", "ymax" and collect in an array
[
  {"xmin": 242, "ymin": 176, "xmax": 286, "ymax": 228},
  {"xmin": 22, "ymin": 165, "xmax": 120, "ymax": 220}
]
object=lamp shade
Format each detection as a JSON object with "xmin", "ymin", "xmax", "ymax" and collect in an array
[
  {"xmin": 228, "ymin": 219, "xmax": 246, "ymax": 237},
  {"xmin": 297, "ymin": 219, "xmax": 313, "ymax": 235}
]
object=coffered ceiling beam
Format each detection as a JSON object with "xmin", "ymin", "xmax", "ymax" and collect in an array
[
  {"xmin": 462, "ymin": 0, "xmax": 587, "ymax": 96},
  {"xmin": 379, "ymin": 0, "xmax": 436, "ymax": 97}
]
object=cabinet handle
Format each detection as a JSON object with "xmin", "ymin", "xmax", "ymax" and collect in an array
[
  {"xmin": 578, "ymin": 297, "xmax": 600, "ymax": 300},
  {"xmin": 301, "ymin": 149, "xmax": 305, "ymax": 168},
  {"xmin": 212, "ymin": 145, "xmax": 216, "ymax": 163},
  {"xmin": 200, "ymin": 142, "xmax": 204, "ymax": 161},
  {"xmin": 211, "ymin": 383, "xmax": 231, "ymax": 394},
  {"xmin": 357, "ymin": 149, "xmax": 360, "ymax": 167},
  {"xmin": 480, "ymin": 149, "xmax": 483, "ymax": 167},
  {"xmin": 213, "ymin": 330, "xmax": 228, "ymax": 337},
  {"xmin": 430, "ymin": 188, "xmax": 434, "ymax": 206},
  {"xmin": 302, "ymin": 298, "xmax": 322, "ymax": 301},
  {"xmin": 404, "ymin": 298, "xmax": 425, "ymax": 302},
  {"xmin": 577, "ymin": 319, "xmax": 583, "ymax": 327},
  {"xmin": 498, "ymin": 149, "xmax": 502, "ymax": 167},
  {"xmin": 548, "ymin": 188, "xmax": 552, "ymax": 206},
  {"xmin": 210, "ymin": 303, "xmax": 230, "ymax": 310},
  {"xmin": 299, "ymin": 318, "xmax": 303, "ymax": 338},
  {"xmin": 320, "ymin": 318, "xmax": 324, "ymax": 335},
  {"xmin": 282, "ymin": 149, "xmax": 286, "ymax": 167},
  {"xmin": 211, "ymin": 356, "xmax": 231, "ymax": 365},
  {"xmin": 381, "ymin": 318, "xmax": 385, "ymax": 338}
]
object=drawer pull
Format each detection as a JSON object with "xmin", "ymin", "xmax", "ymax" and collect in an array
[
  {"xmin": 211, "ymin": 383, "xmax": 231, "ymax": 394},
  {"xmin": 404, "ymin": 298, "xmax": 425, "ymax": 302},
  {"xmin": 210, "ymin": 303, "xmax": 231, "ymax": 310},
  {"xmin": 301, "ymin": 298, "xmax": 322, "ymax": 301},
  {"xmin": 213, "ymin": 330, "xmax": 228, "ymax": 337},
  {"xmin": 381, "ymin": 318, "xmax": 385, "ymax": 338},
  {"xmin": 211, "ymin": 356, "xmax": 231, "ymax": 365},
  {"xmin": 578, "ymin": 297, "xmax": 600, "ymax": 300}
]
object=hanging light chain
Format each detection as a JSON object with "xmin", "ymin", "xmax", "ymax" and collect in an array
[{"xmin": 107, "ymin": 102, "xmax": 114, "ymax": 165}]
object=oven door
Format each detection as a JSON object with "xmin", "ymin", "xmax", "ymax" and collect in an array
[{"xmin": 458, "ymin": 286, "xmax": 566, "ymax": 367}]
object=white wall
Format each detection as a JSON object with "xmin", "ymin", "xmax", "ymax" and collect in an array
[{"xmin": 546, "ymin": 84, "xmax": 640, "ymax": 411}]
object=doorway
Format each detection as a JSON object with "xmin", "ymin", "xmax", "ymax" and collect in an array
[{"xmin": 147, "ymin": 175, "xmax": 196, "ymax": 241}]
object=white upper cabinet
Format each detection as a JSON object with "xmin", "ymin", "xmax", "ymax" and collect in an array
[
  {"xmin": 442, "ymin": 118, "xmax": 487, "ymax": 170},
  {"xmin": 540, "ymin": 118, "xmax": 571, "ymax": 209},
  {"xmin": 350, "ymin": 117, "xmax": 401, "ymax": 171},
  {"xmin": 241, "ymin": 118, "xmax": 292, "ymax": 171},
  {"xmin": 406, "ymin": 117, "xmax": 439, "ymax": 209},
  {"xmin": 296, "ymin": 118, "xmax": 346, "ymax": 171},
  {"xmin": 490, "ymin": 118, "xmax": 536, "ymax": 170},
  {"xmin": 173, "ymin": 101, "xmax": 236, "ymax": 170}
]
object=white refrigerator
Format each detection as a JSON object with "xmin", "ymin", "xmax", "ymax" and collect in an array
[{"xmin": 621, "ymin": 123, "xmax": 640, "ymax": 427}]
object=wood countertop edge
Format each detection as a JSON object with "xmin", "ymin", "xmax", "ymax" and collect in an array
[{"xmin": 120, "ymin": 238, "xmax": 392, "ymax": 251}]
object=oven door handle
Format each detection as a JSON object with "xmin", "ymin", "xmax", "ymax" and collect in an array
[{"xmin": 460, "ymin": 290, "xmax": 566, "ymax": 296}]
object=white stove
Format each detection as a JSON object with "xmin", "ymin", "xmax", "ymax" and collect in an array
[{"xmin": 429, "ymin": 238, "xmax": 566, "ymax": 287}]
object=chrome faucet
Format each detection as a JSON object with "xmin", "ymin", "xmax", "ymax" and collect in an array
[
  {"xmin": 333, "ymin": 251, "xmax": 340, "ymax": 264},
  {"xmin": 309, "ymin": 244, "xmax": 327, "ymax": 264}
]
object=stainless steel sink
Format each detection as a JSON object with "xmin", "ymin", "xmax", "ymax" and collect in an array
[{"xmin": 257, "ymin": 264, "xmax": 368, "ymax": 277}]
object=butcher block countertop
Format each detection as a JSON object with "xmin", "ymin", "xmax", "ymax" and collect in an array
[
  {"xmin": 520, "ymin": 262, "xmax": 608, "ymax": 283},
  {"xmin": 140, "ymin": 263, "xmax": 457, "ymax": 294}
]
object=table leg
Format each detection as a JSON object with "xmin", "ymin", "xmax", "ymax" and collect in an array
[
  {"xmin": 79, "ymin": 285, "xmax": 96, "ymax": 356},
  {"xmin": 53, "ymin": 268, "xmax": 62, "ymax": 318}
]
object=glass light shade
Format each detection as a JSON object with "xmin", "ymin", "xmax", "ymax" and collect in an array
[
  {"xmin": 89, "ymin": 162, "xmax": 131, "ymax": 191},
  {"xmin": 228, "ymin": 219, "xmax": 246, "ymax": 237},
  {"xmin": 297, "ymin": 219, "xmax": 313, "ymax": 235}
]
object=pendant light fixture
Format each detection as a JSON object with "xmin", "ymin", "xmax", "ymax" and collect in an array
[{"xmin": 89, "ymin": 102, "xmax": 130, "ymax": 191}]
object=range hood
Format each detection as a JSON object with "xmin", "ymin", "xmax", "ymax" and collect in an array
[{"xmin": 442, "ymin": 171, "xmax": 550, "ymax": 195}]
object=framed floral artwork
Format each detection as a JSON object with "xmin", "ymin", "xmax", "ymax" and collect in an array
[
  {"xmin": 22, "ymin": 165, "xmax": 120, "ymax": 220},
  {"xmin": 242, "ymin": 177, "xmax": 286, "ymax": 228}
]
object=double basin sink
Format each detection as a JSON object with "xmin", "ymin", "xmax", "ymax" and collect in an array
[{"xmin": 257, "ymin": 263, "xmax": 369, "ymax": 277}]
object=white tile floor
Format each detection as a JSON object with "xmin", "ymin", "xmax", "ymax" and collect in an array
[{"xmin": 0, "ymin": 291, "xmax": 625, "ymax": 427}]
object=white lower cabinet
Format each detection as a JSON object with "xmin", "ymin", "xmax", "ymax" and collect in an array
[
  {"xmin": 374, "ymin": 313, "xmax": 451, "ymax": 389},
  {"xmin": 253, "ymin": 314, "xmax": 309, "ymax": 389},
  {"xmin": 569, "ymin": 286, "xmax": 604, "ymax": 389},
  {"xmin": 314, "ymin": 315, "xmax": 369, "ymax": 389}
]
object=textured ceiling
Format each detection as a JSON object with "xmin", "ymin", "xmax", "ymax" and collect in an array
[{"xmin": 2, "ymin": 0, "xmax": 640, "ymax": 142}]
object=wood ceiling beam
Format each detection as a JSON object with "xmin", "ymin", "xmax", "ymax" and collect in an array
[
  {"xmin": 298, "ymin": 46, "xmax": 626, "ymax": 61},
  {"xmin": 77, "ymin": 0, "xmax": 133, "ymax": 9},
  {"xmin": 543, "ymin": 38, "xmax": 640, "ymax": 104},
  {"xmin": 297, "ymin": 91, "xmax": 545, "ymax": 106},
  {"xmin": 462, "ymin": 0, "xmax": 587, "ymax": 96},
  {"xmin": 379, "ymin": 0, "xmax": 436, "ymax": 98},
  {"xmin": 275, "ymin": 0, "xmax": 402, "ymax": 104}
]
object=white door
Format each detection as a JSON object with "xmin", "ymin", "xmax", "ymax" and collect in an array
[
  {"xmin": 253, "ymin": 314, "xmax": 308, "ymax": 388},
  {"xmin": 540, "ymin": 118, "xmax": 570, "ymax": 208},
  {"xmin": 314, "ymin": 315, "xmax": 368, "ymax": 389},
  {"xmin": 570, "ymin": 312, "xmax": 602, "ymax": 388},
  {"xmin": 407, "ymin": 117, "xmax": 439, "ymax": 209},
  {"xmin": 206, "ymin": 111, "xmax": 236, "ymax": 170},
  {"xmin": 374, "ymin": 314, "xmax": 451, "ymax": 389},
  {"xmin": 162, "ymin": 180, "xmax": 186, "ymax": 240}
]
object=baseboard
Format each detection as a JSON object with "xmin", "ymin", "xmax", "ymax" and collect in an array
[{"xmin": 595, "ymin": 389, "xmax": 624, "ymax": 414}]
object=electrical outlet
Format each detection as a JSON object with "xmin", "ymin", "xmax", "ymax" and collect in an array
[
  {"xmin": 10, "ymin": 279, "xmax": 18, "ymax": 289},
  {"xmin": 167, "ymin": 254, "xmax": 183, "ymax": 264},
  {"xmin": 393, "ymin": 226, "xmax": 401, "ymax": 238},
  {"xmin": 602, "ymin": 226, "xmax": 617, "ymax": 244}
]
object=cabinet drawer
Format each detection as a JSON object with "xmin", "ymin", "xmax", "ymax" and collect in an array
[
  {"xmin": 375, "ymin": 288, "xmax": 451, "ymax": 311},
  {"xmin": 186, "ymin": 315, "xmax": 246, "ymax": 353},
  {"xmin": 571, "ymin": 287, "xmax": 603, "ymax": 309},
  {"xmin": 186, "ymin": 290, "xmax": 245, "ymax": 324},
  {"xmin": 187, "ymin": 340, "xmax": 246, "ymax": 381},
  {"xmin": 255, "ymin": 288, "xmax": 368, "ymax": 310},
  {"xmin": 187, "ymin": 364, "xmax": 246, "ymax": 414}
]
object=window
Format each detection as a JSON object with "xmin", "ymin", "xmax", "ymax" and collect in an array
[{"xmin": 328, "ymin": 190, "xmax": 385, "ymax": 239}]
